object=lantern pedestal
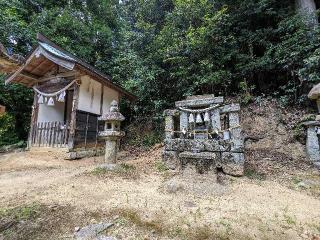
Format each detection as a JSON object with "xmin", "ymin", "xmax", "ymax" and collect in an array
[{"xmin": 99, "ymin": 131, "xmax": 125, "ymax": 163}]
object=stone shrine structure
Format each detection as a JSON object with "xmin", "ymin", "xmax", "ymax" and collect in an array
[
  {"xmin": 99, "ymin": 100, "xmax": 125, "ymax": 163},
  {"xmin": 163, "ymin": 95, "xmax": 245, "ymax": 176},
  {"xmin": 302, "ymin": 84, "xmax": 320, "ymax": 168}
]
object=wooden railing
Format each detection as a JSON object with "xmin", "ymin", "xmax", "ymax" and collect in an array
[{"xmin": 30, "ymin": 121, "xmax": 70, "ymax": 148}]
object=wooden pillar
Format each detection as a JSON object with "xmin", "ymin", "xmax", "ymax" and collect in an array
[
  {"xmin": 68, "ymin": 78, "xmax": 80, "ymax": 150},
  {"xmin": 27, "ymin": 93, "xmax": 38, "ymax": 149},
  {"xmin": 100, "ymin": 83, "xmax": 104, "ymax": 115}
]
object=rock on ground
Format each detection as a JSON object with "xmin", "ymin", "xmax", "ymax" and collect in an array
[{"xmin": 74, "ymin": 222, "xmax": 113, "ymax": 240}]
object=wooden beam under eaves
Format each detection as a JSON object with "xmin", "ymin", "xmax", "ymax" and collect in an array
[
  {"xmin": 20, "ymin": 71, "xmax": 40, "ymax": 80},
  {"xmin": 38, "ymin": 70, "xmax": 77, "ymax": 82}
]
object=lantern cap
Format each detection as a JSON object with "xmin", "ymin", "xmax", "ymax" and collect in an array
[{"xmin": 99, "ymin": 100, "xmax": 125, "ymax": 121}]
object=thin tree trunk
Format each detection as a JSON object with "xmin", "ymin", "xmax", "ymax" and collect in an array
[{"xmin": 296, "ymin": 0, "xmax": 318, "ymax": 26}]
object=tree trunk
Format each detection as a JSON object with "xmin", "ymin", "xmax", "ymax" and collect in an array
[{"xmin": 296, "ymin": 0, "xmax": 318, "ymax": 26}]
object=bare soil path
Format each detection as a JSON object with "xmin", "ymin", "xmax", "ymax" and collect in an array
[{"xmin": 0, "ymin": 148, "xmax": 320, "ymax": 240}]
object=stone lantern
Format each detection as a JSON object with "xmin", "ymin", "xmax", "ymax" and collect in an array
[
  {"xmin": 99, "ymin": 100, "xmax": 125, "ymax": 163},
  {"xmin": 302, "ymin": 83, "xmax": 320, "ymax": 168}
]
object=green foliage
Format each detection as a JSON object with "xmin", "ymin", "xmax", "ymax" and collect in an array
[
  {"xmin": 114, "ymin": 0, "xmax": 320, "ymax": 115},
  {"xmin": 0, "ymin": 76, "xmax": 33, "ymax": 141},
  {"xmin": 126, "ymin": 130, "xmax": 163, "ymax": 149},
  {"xmin": 124, "ymin": 118, "xmax": 163, "ymax": 148},
  {"xmin": 0, "ymin": 113, "xmax": 19, "ymax": 146},
  {"xmin": 0, "ymin": 0, "xmax": 119, "ymax": 144},
  {"xmin": 1, "ymin": 0, "xmax": 320, "ymax": 144},
  {"xmin": 239, "ymin": 80, "xmax": 255, "ymax": 105}
]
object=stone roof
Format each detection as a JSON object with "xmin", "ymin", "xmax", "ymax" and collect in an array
[
  {"xmin": 100, "ymin": 112, "xmax": 125, "ymax": 121},
  {"xmin": 308, "ymin": 83, "xmax": 320, "ymax": 100}
]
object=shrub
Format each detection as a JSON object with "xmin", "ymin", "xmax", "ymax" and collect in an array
[{"xmin": 0, "ymin": 113, "xmax": 19, "ymax": 147}]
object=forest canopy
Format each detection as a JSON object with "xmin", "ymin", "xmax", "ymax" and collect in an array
[{"xmin": 0, "ymin": 0, "xmax": 320, "ymax": 144}]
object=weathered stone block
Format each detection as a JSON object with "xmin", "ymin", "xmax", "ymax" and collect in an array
[
  {"xmin": 314, "ymin": 161, "xmax": 320, "ymax": 169},
  {"xmin": 163, "ymin": 109, "xmax": 179, "ymax": 116},
  {"xmin": 175, "ymin": 97, "xmax": 224, "ymax": 108},
  {"xmin": 186, "ymin": 94, "xmax": 216, "ymax": 100},
  {"xmin": 164, "ymin": 139, "xmax": 229, "ymax": 152},
  {"xmin": 220, "ymin": 152, "xmax": 245, "ymax": 176},
  {"xmin": 220, "ymin": 104, "xmax": 240, "ymax": 114},
  {"xmin": 162, "ymin": 151, "xmax": 179, "ymax": 169},
  {"xmin": 221, "ymin": 152, "xmax": 245, "ymax": 164},
  {"xmin": 222, "ymin": 163, "xmax": 244, "ymax": 176},
  {"xmin": 230, "ymin": 128, "xmax": 244, "ymax": 151},
  {"xmin": 179, "ymin": 151, "xmax": 217, "ymax": 159},
  {"xmin": 179, "ymin": 151, "xmax": 219, "ymax": 173}
]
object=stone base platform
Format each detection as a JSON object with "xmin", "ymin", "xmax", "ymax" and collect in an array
[{"xmin": 163, "ymin": 150, "xmax": 245, "ymax": 176}]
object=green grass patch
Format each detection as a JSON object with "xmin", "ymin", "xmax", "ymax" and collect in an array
[
  {"xmin": 92, "ymin": 167, "xmax": 108, "ymax": 175},
  {"xmin": 283, "ymin": 213, "xmax": 296, "ymax": 225},
  {"xmin": 0, "ymin": 203, "xmax": 40, "ymax": 221},
  {"xmin": 155, "ymin": 161, "xmax": 169, "ymax": 172},
  {"xmin": 111, "ymin": 208, "xmax": 235, "ymax": 240},
  {"xmin": 244, "ymin": 169, "xmax": 266, "ymax": 181},
  {"xmin": 92, "ymin": 163, "xmax": 139, "ymax": 179}
]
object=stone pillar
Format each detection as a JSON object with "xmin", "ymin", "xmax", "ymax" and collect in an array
[
  {"xmin": 316, "ymin": 99, "xmax": 320, "ymax": 113},
  {"xmin": 229, "ymin": 112, "xmax": 243, "ymax": 151},
  {"xmin": 180, "ymin": 112, "xmax": 188, "ymax": 138},
  {"xmin": 221, "ymin": 152, "xmax": 245, "ymax": 176},
  {"xmin": 165, "ymin": 116, "xmax": 174, "ymax": 139},
  {"xmin": 306, "ymin": 126, "xmax": 320, "ymax": 162},
  {"xmin": 211, "ymin": 108, "xmax": 221, "ymax": 130},
  {"xmin": 105, "ymin": 140, "xmax": 117, "ymax": 163}
]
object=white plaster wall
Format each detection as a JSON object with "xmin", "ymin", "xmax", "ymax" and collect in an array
[
  {"xmin": 78, "ymin": 75, "xmax": 102, "ymax": 115},
  {"xmin": 37, "ymin": 101, "xmax": 65, "ymax": 123},
  {"xmin": 102, "ymin": 85, "xmax": 119, "ymax": 115}
]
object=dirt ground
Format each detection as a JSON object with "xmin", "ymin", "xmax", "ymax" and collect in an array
[
  {"xmin": 0, "ymin": 147, "xmax": 320, "ymax": 240},
  {"xmin": 1, "ymin": 99, "xmax": 320, "ymax": 240}
]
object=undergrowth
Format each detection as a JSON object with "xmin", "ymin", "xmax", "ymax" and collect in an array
[
  {"xmin": 111, "ymin": 208, "xmax": 236, "ymax": 240},
  {"xmin": 244, "ymin": 169, "xmax": 266, "ymax": 181},
  {"xmin": 155, "ymin": 161, "xmax": 169, "ymax": 172},
  {"xmin": 92, "ymin": 163, "xmax": 139, "ymax": 179},
  {"xmin": 0, "ymin": 203, "xmax": 40, "ymax": 221}
]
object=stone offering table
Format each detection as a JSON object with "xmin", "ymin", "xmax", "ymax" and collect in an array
[{"xmin": 163, "ymin": 95, "xmax": 245, "ymax": 176}]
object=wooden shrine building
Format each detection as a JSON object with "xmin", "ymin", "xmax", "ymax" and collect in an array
[{"xmin": 4, "ymin": 33, "xmax": 136, "ymax": 159}]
